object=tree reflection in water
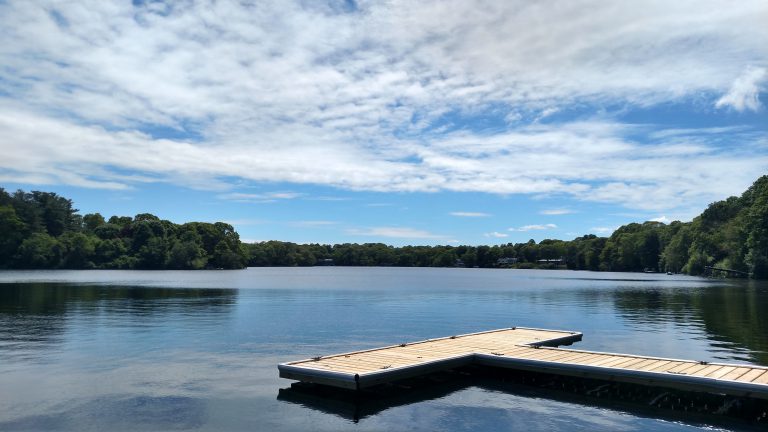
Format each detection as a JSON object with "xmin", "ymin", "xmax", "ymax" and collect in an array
[
  {"xmin": 613, "ymin": 281, "xmax": 768, "ymax": 365},
  {"xmin": 0, "ymin": 283, "xmax": 238, "ymax": 360}
]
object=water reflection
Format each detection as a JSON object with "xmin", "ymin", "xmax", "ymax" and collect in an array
[
  {"xmin": 1, "ymin": 269, "xmax": 767, "ymax": 431},
  {"xmin": 278, "ymin": 368, "xmax": 768, "ymax": 430},
  {"xmin": 0, "ymin": 395, "xmax": 206, "ymax": 431},
  {"xmin": 612, "ymin": 281, "xmax": 768, "ymax": 364},
  {"xmin": 0, "ymin": 283, "xmax": 237, "ymax": 362}
]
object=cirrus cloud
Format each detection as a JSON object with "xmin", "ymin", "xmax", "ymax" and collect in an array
[
  {"xmin": 540, "ymin": 209, "xmax": 575, "ymax": 215},
  {"xmin": 347, "ymin": 227, "xmax": 449, "ymax": 240},
  {"xmin": 484, "ymin": 231, "xmax": 509, "ymax": 238},
  {"xmin": 0, "ymin": 0, "xmax": 766, "ymax": 215},
  {"xmin": 715, "ymin": 67, "xmax": 767, "ymax": 112},
  {"xmin": 509, "ymin": 224, "xmax": 558, "ymax": 232},
  {"xmin": 450, "ymin": 212, "xmax": 491, "ymax": 217}
]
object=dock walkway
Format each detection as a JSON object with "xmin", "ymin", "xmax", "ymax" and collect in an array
[{"xmin": 278, "ymin": 327, "xmax": 768, "ymax": 399}]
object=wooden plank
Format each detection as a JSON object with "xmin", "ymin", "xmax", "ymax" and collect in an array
[
  {"xmin": 581, "ymin": 355, "xmax": 619, "ymax": 366},
  {"xmin": 665, "ymin": 361, "xmax": 700, "ymax": 374},
  {"xmin": 669, "ymin": 363, "xmax": 711, "ymax": 375},
  {"xmin": 316, "ymin": 355, "xmax": 413, "ymax": 367},
  {"xmin": 752, "ymin": 370, "xmax": 768, "ymax": 385},
  {"xmin": 478, "ymin": 335, "xmax": 563, "ymax": 344},
  {"xmin": 582, "ymin": 355, "xmax": 623, "ymax": 367},
  {"xmin": 305, "ymin": 363, "xmax": 370, "ymax": 373},
  {"xmin": 396, "ymin": 342, "xmax": 471, "ymax": 352},
  {"xmin": 358, "ymin": 352, "xmax": 440, "ymax": 362},
  {"xmin": 736, "ymin": 369, "xmax": 767, "ymax": 383},
  {"xmin": 377, "ymin": 350, "xmax": 444, "ymax": 359},
  {"xmin": 280, "ymin": 327, "xmax": 768, "ymax": 399},
  {"xmin": 311, "ymin": 354, "xmax": 389, "ymax": 364},
  {"xmin": 514, "ymin": 349, "xmax": 577, "ymax": 362},
  {"xmin": 556, "ymin": 353, "xmax": 606, "ymax": 364},
  {"xmin": 415, "ymin": 341, "xmax": 507, "ymax": 351},
  {"xmin": 398, "ymin": 346, "xmax": 475, "ymax": 356},
  {"xmin": 469, "ymin": 342, "xmax": 531, "ymax": 351},
  {"xmin": 326, "ymin": 358, "xmax": 420, "ymax": 369},
  {"xmin": 517, "ymin": 349, "xmax": 577, "ymax": 361},
  {"xmin": 523, "ymin": 351, "xmax": 583, "ymax": 362},
  {"xmin": 286, "ymin": 328, "xmax": 575, "ymax": 364},
  {"xmin": 705, "ymin": 366, "xmax": 737, "ymax": 379},
  {"xmin": 638, "ymin": 360, "xmax": 670, "ymax": 371},
  {"xmin": 495, "ymin": 346, "xmax": 543, "ymax": 357},
  {"xmin": 689, "ymin": 364, "xmax": 726, "ymax": 377},
  {"xmin": 622, "ymin": 359, "xmax": 661, "ymax": 371},
  {"xmin": 721, "ymin": 367, "xmax": 752, "ymax": 381},
  {"xmin": 639, "ymin": 360, "xmax": 674, "ymax": 372},
  {"xmin": 608, "ymin": 357, "xmax": 651, "ymax": 369},
  {"xmin": 594, "ymin": 356, "xmax": 638, "ymax": 368},
  {"xmin": 470, "ymin": 333, "xmax": 529, "ymax": 340},
  {"xmin": 551, "ymin": 352, "xmax": 602, "ymax": 364},
  {"xmin": 350, "ymin": 351, "xmax": 440, "ymax": 361},
  {"xmin": 309, "ymin": 360, "xmax": 387, "ymax": 372}
]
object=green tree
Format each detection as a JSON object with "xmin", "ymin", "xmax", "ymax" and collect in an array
[
  {"xmin": 431, "ymin": 249, "xmax": 457, "ymax": 267},
  {"xmin": 82, "ymin": 213, "xmax": 106, "ymax": 232},
  {"xmin": 661, "ymin": 225, "xmax": 691, "ymax": 273},
  {"xmin": 138, "ymin": 236, "xmax": 170, "ymax": 269},
  {"xmin": 29, "ymin": 191, "xmax": 78, "ymax": 236},
  {"xmin": 15, "ymin": 233, "xmax": 61, "ymax": 268},
  {"xmin": 168, "ymin": 240, "xmax": 208, "ymax": 269},
  {"xmin": 59, "ymin": 232, "xmax": 96, "ymax": 269},
  {"xmin": 744, "ymin": 176, "xmax": 768, "ymax": 278},
  {"xmin": 0, "ymin": 205, "xmax": 27, "ymax": 266},
  {"xmin": 94, "ymin": 238, "xmax": 129, "ymax": 267}
]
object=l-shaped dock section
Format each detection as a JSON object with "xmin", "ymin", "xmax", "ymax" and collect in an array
[{"xmin": 278, "ymin": 327, "xmax": 768, "ymax": 399}]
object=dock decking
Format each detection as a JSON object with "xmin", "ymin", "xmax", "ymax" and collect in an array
[{"xmin": 278, "ymin": 327, "xmax": 768, "ymax": 399}]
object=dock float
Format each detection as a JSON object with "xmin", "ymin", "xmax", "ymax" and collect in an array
[{"xmin": 278, "ymin": 327, "xmax": 768, "ymax": 399}]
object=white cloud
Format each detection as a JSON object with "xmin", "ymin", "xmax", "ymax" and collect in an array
[
  {"xmin": 650, "ymin": 215, "xmax": 671, "ymax": 223},
  {"xmin": 219, "ymin": 191, "xmax": 302, "ymax": 202},
  {"xmin": 534, "ymin": 107, "xmax": 560, "ymax": 122},
  {"xmin": 540, "ymin": 209, "xmax": 574, "ymax": 215},
  {"xmin": 484, "ymin": 231, "xmax": 509, "ymax": 238},
  {"xmin": 308, "ymin": 196, "xmax": 350, "ymax": 201},
  {"xmin": 509, "ymin": 224, "xmax": 558, "ymax": 232},
  {"xmin": 239, "ymin": 238, "xmax": 263, "ymax": 244},
  {"xmin": 347, "ymin": 227, "xmax": 447, "ymax": 239},
  {"xmin": 450, "ymin": 212, "xmax": 491, "ymax": 217},
  {"xmin": 505, "ymin": 111, "xmax": 522, "ymax": 123},
  {"xmin": 0, "ymin": 1, "xmax": 766, "ymax": 213},
  {"xmin": 590, "ymin": 226, "xmax": 616, "ymax": 235},
  {"xmin": 715, "ymin": 67, "xmax": 767, "ymax": 112},
  {"xmin": 2, "ymin": 107, "xmax": 765, "ymax": 213}
]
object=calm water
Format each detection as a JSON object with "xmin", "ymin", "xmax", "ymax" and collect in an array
[{"xmin": 0, "ymin": 268, "xmax": 766, "ymax": 431}]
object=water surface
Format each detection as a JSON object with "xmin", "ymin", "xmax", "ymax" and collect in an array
[{"xmin": 0, "ymin": 268, "xmax": 766, "ymax": 431}]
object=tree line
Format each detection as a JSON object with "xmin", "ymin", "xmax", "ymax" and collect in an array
[
  {"xmin": 244, "ymin": 175, "xmax": 768, "ymax": 278},
  {"xmin": 0, "ymin": 188, "xmax": 248, "ymax": 269},
  {"xmin": 1, "ymin": 175, "xmax": 766, "ymax": 277}
]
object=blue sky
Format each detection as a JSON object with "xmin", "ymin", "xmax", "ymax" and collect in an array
[{"xmin": 1, "ymin": 1, "xmax": 766, "ymax": 246}]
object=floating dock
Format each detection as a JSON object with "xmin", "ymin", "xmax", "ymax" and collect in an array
[{"xmin": 278, "ymin": 327, "xmax": 768, "ymax": 399}]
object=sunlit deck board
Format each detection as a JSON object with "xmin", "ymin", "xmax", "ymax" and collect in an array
[
  {"xmin": 278, "ymin": 327, "xmax": 768, "ymax": 399},
  {"xmin": 279, "ymin": 327, "xmax": 581, "ymax": 388}
]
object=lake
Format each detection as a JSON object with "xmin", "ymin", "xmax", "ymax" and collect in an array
[{"xmin": 0, "ymin": 268, "xmax": 766, "ymax": 431}]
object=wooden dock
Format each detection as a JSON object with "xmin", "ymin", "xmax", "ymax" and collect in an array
[{"xmin": 278, "ymin": 327, "xmax": 768, "ymax": 399}]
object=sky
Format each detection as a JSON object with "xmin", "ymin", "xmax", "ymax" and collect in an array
[{"xmin": 0, "ymin": 0, "xmax": 766, "ymax": 246}]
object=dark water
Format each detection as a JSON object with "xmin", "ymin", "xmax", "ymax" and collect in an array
[{"xmin": 0, "ymin": 268, "xmax": 766, "ymax": 431}]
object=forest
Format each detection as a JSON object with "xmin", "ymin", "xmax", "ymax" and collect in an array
[
  {"xmin": 0, "ymin": 188, "xmax": 248, "ymax": 270},
  {"xmin": 245, "ymin": 175, "xmax": 768, "ymax": 278},
  {"xmin": 0, "ymin": 175, "xmax": 766, "ymax": 277}
]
